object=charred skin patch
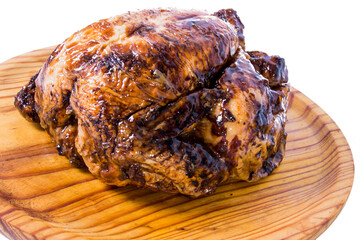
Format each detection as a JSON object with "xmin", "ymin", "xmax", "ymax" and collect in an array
[
  {"xmin": 255, "ymin": 105, "xmax": 268, "ymax": 129},
  {"xmin": 126, "ymin": 23, "xmax": 155, "ymax": 37},
  {"xmin": 247, "ymin": 51, "xmax": 288, "ymax": 86},
  {"xmin": 14, "ymin": 72, "xmax": 40, "ymax": 123}
]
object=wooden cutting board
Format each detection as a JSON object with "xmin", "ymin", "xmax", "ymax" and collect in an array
[{"xmin": 0, "ymin": 47, "xmax": 354, "ymax": 240}]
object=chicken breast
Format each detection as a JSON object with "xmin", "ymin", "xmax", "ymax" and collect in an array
[{"xmin": 15, "ymin": 8, "xmax": 289, "ymax": 197}]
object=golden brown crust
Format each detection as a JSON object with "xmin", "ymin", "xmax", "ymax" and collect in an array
[{"xmin": 14, "ymin": 8, "xmax": 289, "ymax": 196}]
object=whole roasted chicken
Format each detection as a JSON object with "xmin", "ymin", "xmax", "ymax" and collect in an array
[{"xmin": 15, "ymin": 9, "xmax": 289, "ymax": 197}]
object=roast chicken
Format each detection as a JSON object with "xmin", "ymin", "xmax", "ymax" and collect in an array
[{"xmin": 15, "ymin": 8, "xmax": 289, "ymax": 197}]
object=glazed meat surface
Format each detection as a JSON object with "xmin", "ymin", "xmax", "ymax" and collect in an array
[{"xmin": 15, "ymin": 8, "xmax": 289, "ymax": 197}]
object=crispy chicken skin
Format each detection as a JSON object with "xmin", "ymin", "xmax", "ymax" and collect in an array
[{"xmin": 14, "ymin": 8, "xmax": 289, "ymax": 197}]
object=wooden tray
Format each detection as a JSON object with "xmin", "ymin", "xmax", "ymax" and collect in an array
[{"xmin": 0, "ymin": 47, "xmax": 354, "ymax": 240}]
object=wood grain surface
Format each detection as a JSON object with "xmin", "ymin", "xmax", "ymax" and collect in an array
[{"xmin": 0, "ymin": 47, "xmax": 354, "ymax": 240}]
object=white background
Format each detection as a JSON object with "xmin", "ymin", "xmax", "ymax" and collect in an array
[{"xmin": 0, "ymin": 0, "xmax": 358, "ymax": 239}]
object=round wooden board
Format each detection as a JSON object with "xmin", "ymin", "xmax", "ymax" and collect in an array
[{"xmin": 0, "ymin": 47, "xmax": 354, "ymax": 240}]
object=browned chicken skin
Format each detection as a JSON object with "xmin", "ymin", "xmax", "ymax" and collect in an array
[{"xmin": 14, "ymin": 8, "xmax": 289, "ymax": 197}]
